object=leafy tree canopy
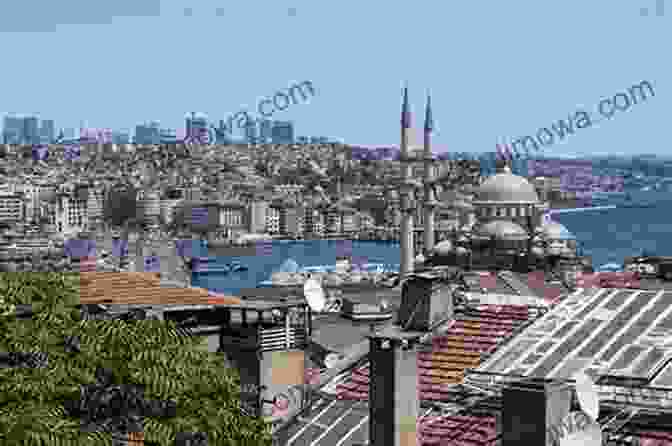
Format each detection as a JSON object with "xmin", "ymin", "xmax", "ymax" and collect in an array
[{"xmin": 0, "ymin": 272, "xmax": 272, "ymax": 446}]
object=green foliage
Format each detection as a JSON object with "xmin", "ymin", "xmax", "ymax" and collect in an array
[{"xmin": 0, "ymin": 272, "xmax": 272, "ymax": 446}]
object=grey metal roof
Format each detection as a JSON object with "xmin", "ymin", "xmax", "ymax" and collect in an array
[{"xmin": 478, "ymin": 287, "xmax": 672, "ymax": 382}]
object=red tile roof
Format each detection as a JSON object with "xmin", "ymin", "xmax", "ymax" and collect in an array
[
  {"xmin": 639, "ymin": 433, "xmax": 672, "ymax": 446},
  {"xmin": 77, "ymin": 272, "xmax": 242, "ymax": 306},
  {"xmin": 419, "ymin": 415, "xmax": 498, "ymax": 446},
  {"xmin": 335, "ymin": 305, "xmax": 532, "ymax": 402}
]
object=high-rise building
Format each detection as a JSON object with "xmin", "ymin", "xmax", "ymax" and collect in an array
[
  {"xmin": 112, "ymin": 131, "xmax": 130, "ymax": 145},
  {"xmin": 40, "ymin": 120, "xmax": 55, "ymax": 144},
  {"xmin": 271, "ymin": 121, "xmax": 294, "ymax": 144},
  {"xmin": 244, "ymin": 118, "xmax": 258, "ymax": 144},
  {"xmin": 134, "ymin": 122, "xmax": 160, "ymax": 145},
  {"xmin": 259, "ymin": 119, "xmax": 273, "ymax": 143},
  {"xmin": 186, "ymin": 112, "xmax": 209, "ymax": 143},
  {"xmin": 23, "ymin": 116, "xmax": 40, "ymax": 146},
  {"xmin": 2, "ymin": 115, "xmax": 24, "ymax": 144}
]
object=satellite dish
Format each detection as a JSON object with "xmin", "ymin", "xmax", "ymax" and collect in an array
[
  {"xmin": 303, "ymin": 277, "xmax": 326, "ymax": 313},
  {"xmin": 559, "ymin": 421, "xmax": 602, "ymax": 446},
  {"xmin": 573, "ymin": 371, "xmax": 600, "ymax": 422},
  {"xmin": 324, "ymin": 353, "xmax": 342, "ymax": 369}
]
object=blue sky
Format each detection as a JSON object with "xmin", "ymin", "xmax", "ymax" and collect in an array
[{"xmin": 0, "ymin": 0, "xmax": 668, "ymax": 155}]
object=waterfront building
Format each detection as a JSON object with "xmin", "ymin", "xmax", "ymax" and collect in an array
[
  {"xmin": 249, "ymin": 200, "xmax": 269, "ymax": 234},
  {"xmin": 217, "ymin": 200, "xmax": 246, "ymax": 230},
  {"xmin": 266, "ymin": 204, "xmax": 281, "ymax": 235},
  {"xmin": 276, "ymin": 202, "xmax": 302, "ymax": 237}
]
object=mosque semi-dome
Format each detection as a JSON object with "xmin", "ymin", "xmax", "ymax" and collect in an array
[
  {"xmin": 474, "ymin": 166, "xmax": 539, "ymax": 204},
  {"xmin": 475, "ymin": 220, "xmax": 528, "ymax": 240},
  {"xmin": 432, "ymin": 240, "xmax": 454, "ymax": 256},
  {"xmin": 540, "ymin": 222, "xmax": 576, "ymax": 240}
]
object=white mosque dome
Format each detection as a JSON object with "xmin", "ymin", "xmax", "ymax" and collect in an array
[{"xmin": 475, "ymin": 165, "xmax": 539, "ymax": 204}]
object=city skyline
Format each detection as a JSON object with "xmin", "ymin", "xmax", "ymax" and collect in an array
[{"xmin": 0, "ymin": 1, "xmax": 667, "ymax": 155}]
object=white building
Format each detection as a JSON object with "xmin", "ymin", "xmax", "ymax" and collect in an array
[
  {"xmin": 266, "ymin": 205, "xmax": 281, "ymax": 235},
  {"xmin": 54, "ymin": 193, "xmax": 88, "ymax": 234}
]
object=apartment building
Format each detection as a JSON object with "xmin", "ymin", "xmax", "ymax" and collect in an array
[
  {"xmin": 54, "ymin": 193, "xmax": 88, "ymax": 234},
  {"xmin": 218, "ymin": 201, "xmax": 246, "ymax": 228},
  {"xmin": 266, "ymin": 204, "xmax": 281, "ymax": 235},
  {"xmin": 249, "ymin": 201, "xmax": 269, "ymax": 234},
  {"xmin": 0, "ymin": 193, "xmax": 25, "ymax": 224},
  {"xmin": 303, "ymin": 206, "xmax": 324, "ymax": 237},
  {"xmin": 279, "ymin": 205, "xmax": 303, "ymax": 237}
]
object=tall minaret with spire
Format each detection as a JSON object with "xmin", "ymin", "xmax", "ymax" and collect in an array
[
  {"xmin": 423, "ymin": 92, "xmax": 436, "ymax": 255},
  {"xmin": 399, "ymin": 85, "xmax": 414, "ymax": 276}
]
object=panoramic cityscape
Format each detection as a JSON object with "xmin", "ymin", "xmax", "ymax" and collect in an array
[{"xmin": 1, "ymin": 1, "xmax": 671, "ymax": 446}]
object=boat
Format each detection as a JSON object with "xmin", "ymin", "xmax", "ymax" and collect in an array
[{"xmin": 190, "ymin": 258, "xmax": 248, "ymax": 274}]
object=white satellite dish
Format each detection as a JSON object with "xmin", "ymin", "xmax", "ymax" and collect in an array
[
  {"xmin": 573, "ymin": 371, "xmax": 600, "ymax": 422},
  {"xmin": 303, "ymin": 277, "xmax": 327, "ymax": 313},
  {"xmin": 324, "ymin": 353, "xmax": 342, "ymax": 369},
  {"xmin": 559, "ymin": 421, "xmax": 603, "ymax": 446}
]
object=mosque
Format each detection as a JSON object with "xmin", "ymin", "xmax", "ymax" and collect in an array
[{"xmin": 395, "ymin": 87, "xmax": 592, "ymax": 278}]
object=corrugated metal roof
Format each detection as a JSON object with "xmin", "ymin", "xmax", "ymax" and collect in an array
[{"xmin": 478, "ymin": 287, "xmax": 672, "ymax": 382}]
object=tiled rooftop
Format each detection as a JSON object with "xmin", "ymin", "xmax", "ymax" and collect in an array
[
  {"xmin": 77, "ymin": 272, "xmax": 242, "ymax": 306},
  {"xmin": 333, "ymin": 305, "xmax": 534, "ymax": 402},
  {"xmin": 419, "ymin": 414, "xmax": 499, "ymax": 446}
]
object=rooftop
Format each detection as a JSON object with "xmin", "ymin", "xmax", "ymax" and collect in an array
[{"xmin": 77, "ymin": 272, "xmax": 242, "ymax": 306}]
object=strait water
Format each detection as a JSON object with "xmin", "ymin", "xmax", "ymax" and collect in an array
[{"xmin": 193, "ymin": 195, "xmax": 672, "ymax": 295}]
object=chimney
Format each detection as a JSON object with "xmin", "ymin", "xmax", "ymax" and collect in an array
[
  {"xmin": 367, "ymin": 269, "xmax": 454, "ymax": 446},
  {"xmin": 368, "ymin": 328, "xmax": 421, "ymax": 446},
  {"xmin": 501, "ymin": 379, "xmax": 572, "ymax": 446},
  {"xmin": 217, "ymin": 300, "xmax": 311, "ymax": 425},
  {"xmin": 398, "ymin": 270, "xmax": 454, "ymax": 330}
]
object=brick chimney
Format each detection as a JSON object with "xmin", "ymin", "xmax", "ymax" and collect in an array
[{"xmin": 501, "ymin": 379, "xmax": 572, "ymax": 446}]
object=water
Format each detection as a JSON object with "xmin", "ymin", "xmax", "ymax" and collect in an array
[
  {"xmin": 554, "ymin": 200, "xmax": 672, "ymax": 269},
  {"xmin": 193, "ymin": 198, "xmax": 672, "ymax": 295},
  {"xmin": 191, "ymin": 240, "xmax": 401, "ymax": 295}
]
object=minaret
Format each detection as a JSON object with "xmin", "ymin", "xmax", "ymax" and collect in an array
[
  {"xmin": 422, "ymin": 92, "xmax": 436, "ymax": 254},
  {"xmin": 399, "ymin": 85, "xmax": 414, "ymax": 276}
]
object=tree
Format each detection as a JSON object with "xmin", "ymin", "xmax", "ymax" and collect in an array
[{"xmin": 0, "ymin": 272, "xmax": 272, "ymax": 445}]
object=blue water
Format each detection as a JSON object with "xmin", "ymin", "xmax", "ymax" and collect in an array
[
  {"xmin": 193, "ymin": 199, "xmax": 672, "ymax": 295},
  {"xmin": 192, "ymin": 240, "xmax": 401, "ymax": 295}
]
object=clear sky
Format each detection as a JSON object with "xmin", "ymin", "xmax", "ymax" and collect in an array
[{"xmin": 0, "ymin": 0, "xmax": 667, "ymax": 156}]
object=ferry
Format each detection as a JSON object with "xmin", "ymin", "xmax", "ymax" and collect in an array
[{"xmin": 190, "ymin": 258, "xmax": 249, "ymax": 274}]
